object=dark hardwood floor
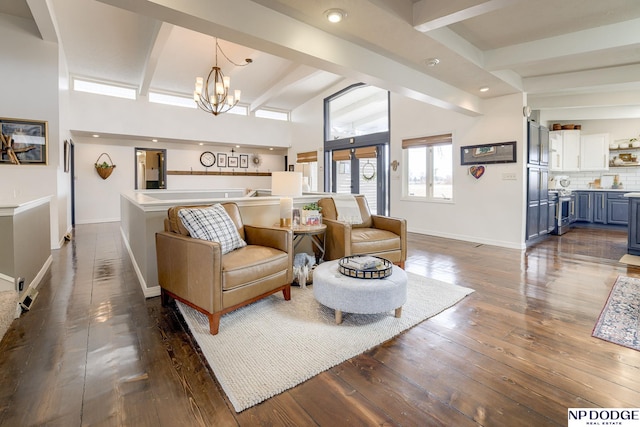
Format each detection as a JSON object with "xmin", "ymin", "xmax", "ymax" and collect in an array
[{"xmin": 1, "ymin": 223, "xmax": 639, "ymax": 426}]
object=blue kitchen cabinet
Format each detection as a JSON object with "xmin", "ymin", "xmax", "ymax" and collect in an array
[{"xmin": 607, "ymin": 193, "xmax": 629, "ymax": 226}]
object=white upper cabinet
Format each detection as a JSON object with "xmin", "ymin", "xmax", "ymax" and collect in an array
[
  {"xmin": 550, "ymin": 130, "xmax": 580, "ymax": 172},
  {"xmin": 580, "ymin": 133, "xmax": 609, "ymax": 171},
  {"xmin": 549, "ymin": 130, "xmax": 609, "ymax": 172}
]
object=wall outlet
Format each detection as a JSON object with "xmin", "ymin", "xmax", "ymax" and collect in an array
[
  {"xmin": 502, "ymin": 172, "xmax": 517, "ymax": 180},
  {"xmin": 16, "ymin": 277, "xmax": 24, "ymax": 292}
]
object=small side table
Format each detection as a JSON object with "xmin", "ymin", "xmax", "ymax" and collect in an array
[
  {"xmin": 291, "ymin": 224, "xmax": 326, "ymax": 264},
  {"xmin": 277, "ymin": 223, "xmax": 326, "ymax": 263}
]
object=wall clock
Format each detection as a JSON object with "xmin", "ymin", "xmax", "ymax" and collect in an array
[{"xmin": 200, "ymin": 151, "xmax": 216, "ymax": 167}]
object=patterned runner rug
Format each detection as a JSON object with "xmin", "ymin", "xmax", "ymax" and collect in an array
[
  {"xmin": 176, "ymin": 272, "xmax": 474, "ymax": 412},
  {"xmin": 592, "ymin": 275, "xmax": 640, "ymax": 351}
]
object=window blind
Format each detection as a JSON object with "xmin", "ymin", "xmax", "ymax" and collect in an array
[{"xmin": 402, "ymin": 133, "xmax": 452, "ymax": 149}]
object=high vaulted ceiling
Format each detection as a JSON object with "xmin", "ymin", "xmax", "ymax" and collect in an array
[{"xmin": 5, "ymin": 0, "xmax": 640, "ymax": 118}]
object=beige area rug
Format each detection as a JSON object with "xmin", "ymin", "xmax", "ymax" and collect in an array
[
  {"xmin": 0, "ymin": 291, "xmax": 19, "ymax": 343},
  {"xmin": 619, "ymin": 254, "xmax": 640, "ymax": 267},
  {"xmin": 176, "ymin": 272, "xmax": 474, "ymax": 412}
]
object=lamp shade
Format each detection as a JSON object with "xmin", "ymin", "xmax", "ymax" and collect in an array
[{"xmin": 271, "ymin": 171, "xmax": 302, "ymax": 197}]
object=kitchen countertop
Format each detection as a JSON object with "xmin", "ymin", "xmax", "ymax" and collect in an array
[{"xmin": 560, "ymin": 188, "xmax": 634, "ymax": 192}]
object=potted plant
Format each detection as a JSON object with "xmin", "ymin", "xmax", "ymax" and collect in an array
[{"xmin": 302, "ymin": 202, "xmax": 322, "ymax": 226}]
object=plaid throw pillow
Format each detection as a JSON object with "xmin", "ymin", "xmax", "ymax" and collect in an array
[{"xmin": 178, "ymin": 204, "xmax": 247, "ymax": 254}]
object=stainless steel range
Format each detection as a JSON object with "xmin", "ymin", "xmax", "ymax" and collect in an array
[
  {"xmin": 549, "ymin": 176, "xmax": 573, "ymax": 235},
  {"xmin": 549, "ymin": 176, "xmax": 575, "ymax": 235}
]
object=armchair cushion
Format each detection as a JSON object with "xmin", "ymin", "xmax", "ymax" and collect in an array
[
  {"xmin": 178, "ymin": 204, "xmax": 247, "ymax": 254},
  {"xmin": 222, "ymin": 245, "xmax": 289, "ymax": 291},
  {"xmin": 350, "ymin": 228, "xmax": 401, "ymax": 254}
]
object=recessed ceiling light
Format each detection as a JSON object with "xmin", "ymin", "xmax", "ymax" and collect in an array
[
  {"xmin": 480, "ymin": 87, "xmax": 489, "ymax": 92},
  {"xmin": 92, "ymin": 134, "xmax": 100, "ymax": 138},
  {"xmin": 424, "ymin": 58, "xmax": 440, "ymax": 67},
  {"xmin": 325, "ymin": 9, "xmax": 346, "ymax": 23},
  {"xmin": 269, "ymin": 147, "xmax": 274, "ymax": 151},
  {"xmin": 152, "ymin": 139, "xmax": 158, "ymax": 142},
  {"xmin": 235, "ymin": 145, "xmax": 241, "ymax": 148},
  {"xmin": 199, "ymin": 142, "xmax": 204, "ymax": 146}
]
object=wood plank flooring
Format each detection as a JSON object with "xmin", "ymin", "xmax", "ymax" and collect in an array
[{"xmin": 1, "ymin": 223, "xmax": 639, "ymax": 426}]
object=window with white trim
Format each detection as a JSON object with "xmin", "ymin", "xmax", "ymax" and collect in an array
[
  {"xmin": 403, "ymin": 134, "xmax": 453, "ymax": 200},
  {"xmin": 72, "ymin": 78, "xmax": 136, "ymax": 100},
  {"xmin": 255, "ymin": 108, "xmax": 289, "ymax": 121}
]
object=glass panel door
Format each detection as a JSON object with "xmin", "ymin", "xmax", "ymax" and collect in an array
[{"xmin": 328, "ymin": 143, "xmax": 386, "ymax": 215}]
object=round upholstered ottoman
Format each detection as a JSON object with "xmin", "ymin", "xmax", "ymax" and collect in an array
[{"xmin": 312, "ymin": 260, "xmax": 408, "ymax": 324}]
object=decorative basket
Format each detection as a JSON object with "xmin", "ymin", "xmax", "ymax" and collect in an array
[
  {"xmin": 95, "ymin": 153, "xmax": 116, "ymax": 180},
  {"xmin": 338, "ymin": 256, "xmax": 392, "ymax": 279}
]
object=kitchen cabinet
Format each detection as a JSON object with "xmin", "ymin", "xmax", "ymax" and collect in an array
[
  {"xmin": 526, "ymin": 121, "xmax": 550, "ymax": 242},
  {"xmin": 593, "ymin": 192, "xmax": 606, "ymax": 224},
  {"xmin": 580, "ymin": 133, "xmax": 609, "ymax": 171},
  {"xmin": 607, "ymin": 192, "xmax": 629, "ymax": 225},
  {"xmin": 549, "ymin": 130, "xmax": 609, "ymax": 172},
  {"xmin": 574, "ymin": 190, "xmax": 628, "ymax": 226},
  {"xmin": 526, "ymin": 166, "xmax": 549, "ymax": 240},
  {"xmin": 528, "ymin": 121, "xmax": 549, "ymax": 166},
  {"xmin": 628, "ymin": 197, "xmax": 640, "ymax": 255},
  {"xmin": 575, "ymin": 191, "xmax": 592, "ymax": 222},
  {"xmin": 550, "ymin": 130, "xmax": 580, "ymax": 172}
]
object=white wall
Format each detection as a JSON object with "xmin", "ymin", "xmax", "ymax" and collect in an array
[
  {"xmin": 390, "ymin": 93, "xmax": 527, "ymax": 249},
  {"xmin": 73, "ymin": 137, "xmax": 289, "ymax": 223},
  {"xmin": 0, "ymin": 13, "xmax": 65, "ymax": 248},
  {"xmin": 291, "ymin": 84, "xmax": 528, "ymax": 248},
  {"xmin": 69, "ymin": 91, "xmax": 293, "ymax": 149}
]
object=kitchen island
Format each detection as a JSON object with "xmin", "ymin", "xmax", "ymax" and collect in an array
[{"xmin": 624, "ymin": 193, "xmax": 640, "ymax": 255}]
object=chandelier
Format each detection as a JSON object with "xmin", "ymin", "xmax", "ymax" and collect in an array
[{"xmin": 194, "ymin": 39, "xmax": 252, "ymax": 116}]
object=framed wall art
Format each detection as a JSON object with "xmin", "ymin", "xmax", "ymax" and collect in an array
[
  {"xmin": 217, "ymin": 153, "xmax": 227, "ymax": 167},
  {"xmin": 228, "ymin": 156, "xmax": 238, "ymax": 168},
  {"xmin": 0, "ymin": 117, "xmax": 48, "ymax": 165},
  {"xmin": 460, "ymin": 141, "xmax": 516, "ymax": 165},
  {"xmin": 239, "ymin": 154, "xmax": 248, "ymax": 168}
]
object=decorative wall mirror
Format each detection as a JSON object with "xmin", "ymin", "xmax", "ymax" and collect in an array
[{"xmin": 135, "ymin": 148, "xmax": 167, "ymax": 189}]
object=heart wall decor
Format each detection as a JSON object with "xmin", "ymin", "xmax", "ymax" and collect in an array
[{"xmin": 469, "ymin": 165, "xmax": 485, "ymax": 179}]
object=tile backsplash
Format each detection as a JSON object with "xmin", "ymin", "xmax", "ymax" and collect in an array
[{"xmin": 551, "ymin": 169, "xmax": 640, "ymax": 190}]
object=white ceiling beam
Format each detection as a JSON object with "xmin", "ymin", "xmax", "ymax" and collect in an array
[
  {"xmin": 524, "ymin": 64, "xmax": 640, "ymax": 94},
  {"xmin": 26, "ymin": 0, "xmax": 57, "ymax": 42},
  {"xmin": 413, "ymin": 0, "xmax": 523, "ymax": 32},
  {"xmin": 485, "ymin": 18, "xmax": 640, "ymax": 71},
  {"xmin": 249, "ymin": 64, "xmax": 318, "ymax": 112},
  {"xmin": 139, "ymin": 22, "xmax": 173, "ymax": 97},
  {"xmin": 97, "ymin": 0, "xmax": 483, "ymax": 116},
  {"xmin": 529, "ymin": 89, "xmax": 640, "ymax": 110}
]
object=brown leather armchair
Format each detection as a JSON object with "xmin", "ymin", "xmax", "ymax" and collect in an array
[
  {"xmin": 156, "ymin": 202, "xmax": 293, "ymax": 335},
  {"xmin": 318, "ymin": 195, "xmax": 406, "ymax": 268}
]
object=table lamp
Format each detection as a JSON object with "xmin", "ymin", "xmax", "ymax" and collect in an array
[{"xmin": 272, "ymin": 171, "xmax": 302, "ymax": 227}]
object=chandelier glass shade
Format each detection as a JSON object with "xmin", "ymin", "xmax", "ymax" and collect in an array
[{"xmin": 194, "ymin": 40, "xmax": 252, "ymax": 116}]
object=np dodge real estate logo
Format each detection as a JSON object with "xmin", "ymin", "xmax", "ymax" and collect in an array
[{"xmin": 568, "ymin": 409, "xmax": 640, "ymax": 426}]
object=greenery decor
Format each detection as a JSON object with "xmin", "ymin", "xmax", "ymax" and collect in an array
[
  {"xmin": 302, "ymin": 202, "xmax": 321, "ymax": 212},
  {"xmin": 95, "ymin": 153, "xmax": 116, "ymax": 180}
]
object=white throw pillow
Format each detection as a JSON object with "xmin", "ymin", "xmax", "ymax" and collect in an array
[{"xmin": 178, "ymin": 204, "xmax": 247, "ymax": 254}]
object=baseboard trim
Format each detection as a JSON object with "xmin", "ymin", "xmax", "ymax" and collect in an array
[
  {"xmin": 407, "ymin": 227, "xmax": 526, "ymax": 250},
  {"xmin": 119, "ymin": 226, "xmax": 161, "ymax": 299}
]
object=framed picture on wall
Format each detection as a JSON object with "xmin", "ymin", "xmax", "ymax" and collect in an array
[
  {"xmin": 239, "ymin": 154, "xmax": 248, "ymax": 168},
  {"xmin": 460, "ymin": 141, "xmax": 517, "ymax": 165},
  {"xmin": 217, "ymin": 153, "xmax": 227, "ymax": 167},
  {"xmin": 0, "ymin": 117, "xmax": 48, "ymax": 165},
  {"xmin": 228, "ymin": 156, "xmax": 238, "ymax": 168}
]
